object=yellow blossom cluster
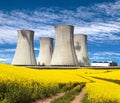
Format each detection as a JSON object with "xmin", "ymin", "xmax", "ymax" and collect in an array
[{"xmin": 0, "ymin": 63, "xmax": 120, "ymax": 103}]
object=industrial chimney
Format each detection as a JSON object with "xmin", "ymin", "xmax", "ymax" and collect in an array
[
  {"xmin": 37, "ymin": 37, "xmax": 53, "ymax": 65},
  {"xmin": 12, "ymin": 30, "xmax": 37, "ymax": 65},
  {"xmin": 50, "ymin": 24, "xmax": 78, "ymax": 66},
  {"xmin": 74, "ymin": 34, "xmax": 90, "ymax": 66}
]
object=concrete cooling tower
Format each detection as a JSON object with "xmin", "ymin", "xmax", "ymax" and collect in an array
[
  {"xmin": 37, "ymin": 37, "xmax": 53, "ymax": 65},
  {"xmin": 50, "ymin": 24, "xmax": 78, "ymax": 66},
  {"xmin": 74, "ymin": 34, "xmax": 90, "ymax": 66},
  {"xmin": 12, "ymin": 30, "xmax": 37, "ymax": 65}
]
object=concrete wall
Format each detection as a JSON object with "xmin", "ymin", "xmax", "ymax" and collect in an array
[
  {"xmin": 37, "ymin": 37, "xmax": 53, "ymax": 65},
  {"xmin": 12, "ymin": 30, "xmax": 37, "ymax": 65},
  {"xmin": 74, "ymin": 34, "xmax": 90, "ymax": 66},
  {"xmin": 50, "ymin": 24, "xmax": 78, "ymax": 66}
]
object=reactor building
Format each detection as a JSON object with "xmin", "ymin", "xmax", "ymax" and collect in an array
[
  {"xmin": 50, "ymin": 24, "xmax": 78, "ymax": 66},
  {"xmin": 37, "ymin": 37, "xmax": 53, "ymax": 65},
  {"xmin": 12, "ymin": 30, "xmax": 37, "ymax": 65},
  {"xmin": 74, "ymin": 34, "xmax": 90, "ymax": 66}
]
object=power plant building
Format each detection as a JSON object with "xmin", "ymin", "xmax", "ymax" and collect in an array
[
  {"xmin": 91, "ymin": 61, "xmax": 118, "ymax": 67},
  {"xmin": 74, "ymin": 34, "xmax": 90, "ymax": 66},
  {"xmin": 12, "ymin": 30, "xmax": 37, "ymax": 65},
  {"xmin": 37, "ymin": 37, "xmax": 53, "ymax": 65},
  {"xmin": 50, "ymin": 24, "xmax": 78, "ymax": 66}
]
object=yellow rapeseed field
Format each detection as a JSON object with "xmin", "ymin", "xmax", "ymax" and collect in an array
[{"xmin": 0, "ymin": 63, "xmax": 120, "ymax": 103}]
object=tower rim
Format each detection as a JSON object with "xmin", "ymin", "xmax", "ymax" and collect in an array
[
  {"xmin": 74, "ymin": 34, "xmax": 87, "ymax": 36},
  {"xmin": 17, "ymin": 30, "xmax": 34, "ymax": 32},
  {"xmin": 40, "ymin": 37, "xmax": 54, "ymax": 40},
  {"xmin": 55, "ymin": 24, "xmax": 74, "ymax": 28}
]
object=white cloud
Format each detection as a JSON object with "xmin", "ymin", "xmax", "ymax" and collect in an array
[
  {"xmin": 0, "ymin": 49, "xmax": 16, "ymax": 52},
  {"xmin": 0, "ymin": 0, "xmax": 120, "ymax": 65},
  {"xmin": 90, "ymin": 52, "xmax": 120, "ymax": 62},
  {"xmin": 0, "ymin": 0, "xmax": 119, "ymax": 44},
  {"xmin": 0, "ymin": 58, "xmax": 9, "ymax": 62},
  {"xmin": 0, "ymin": 53, "xmax": 13, "ymax": 64},
  {"xmin": 34, "ymin": 48, "xmax": 39, "ymax": 51},
  {"xmin": 94, "ymin": 0, "xmax": 120, "ymax": 17}
]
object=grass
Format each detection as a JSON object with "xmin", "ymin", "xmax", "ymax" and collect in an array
[{"xmin": 51, "ymin": 83, "xmax": 85, "ymax": 103}]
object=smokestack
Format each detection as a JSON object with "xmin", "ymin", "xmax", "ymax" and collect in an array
[
  {"xmin": 74, "ymin": 34, "xmax": 90, "ymax": 66},
  {"xmin": 51, "ymin": 24, "xmax": 78, "ymax": 66},
  {"xmin": 37, "ymin": 37, "xmax": 53, "ymax": 65},
  {"xmin": 12, "ymin": 30, "xmax": 37, "ymax": 65}
]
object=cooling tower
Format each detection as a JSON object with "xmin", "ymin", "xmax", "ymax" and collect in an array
[
  {"xmin": 74, "ymin": 34, "xmax": 90, "ymax": 66},
  {"xmin": 50, "ymin": 24, "xmax": 78, "ymax": 66},
  {"xmin": 37, "ymin": 37, "xmax": 53, "ymax": 65},
  {"xmin": 12, "ymin": 30, "xmax": 37, "ymax": 65}
]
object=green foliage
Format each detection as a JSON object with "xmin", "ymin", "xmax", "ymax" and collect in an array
[
  {"xmin": 0, "ymin": 81, "xmax": 7, "ymax": 101},
  {"xmin": 0, "ymin": 80, "xmax": 60, "ymax": 103},
  {"xmin": 0, "ymin": 99, "xmax": 8, "ymax": 103},
  {"xmin": 51, "ymin": 83, "xmax": 85, "ymax": 103},
  {"xmin": 58, "ymin": 82, "xmax": 80, "ymax": 92},
  {"xmin": 0, "ymin": 80, "xmax": 83, "ymax": 103},
  {"xmin": 6, "ymin": 83, "xmax": 32, "ymax": 103}
]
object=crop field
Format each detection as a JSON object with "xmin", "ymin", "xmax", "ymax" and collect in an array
[{"xmin": 0, "ymin": 63, "xmax": 120, "ymax": 103}]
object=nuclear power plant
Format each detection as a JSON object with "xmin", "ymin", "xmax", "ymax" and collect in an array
[
  {"xmin": 12, "ymin": 25, "xmax": 91, "ymax": 67},
  {"xmin": 12, "ymin": 30, "xmax": 37, "ymax": 65},
  {"xmin": 50, "ymin": 24, "xmax": 78, "ymax": 66},
  {"xmin": 37, "ymin": 37, "xmax": 53, "ymax": 65},
  {"xmin": 74, "ymin": 34, "xmax": 90, "ymax": 66}
]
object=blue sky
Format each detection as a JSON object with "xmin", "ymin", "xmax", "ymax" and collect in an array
[{"xmin": 0, "ymin": 0, "xmax": 120, "ymax": 65}]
